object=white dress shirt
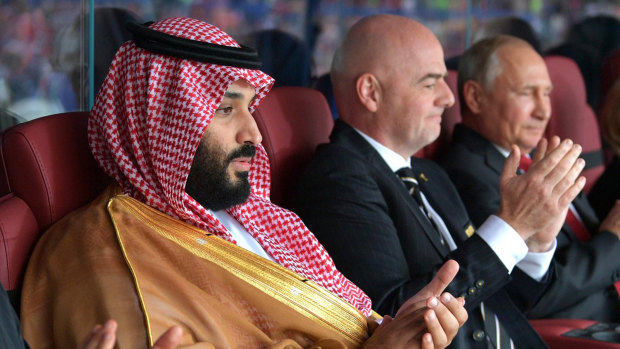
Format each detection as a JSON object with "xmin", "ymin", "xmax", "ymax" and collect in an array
[{"xmin": 211, "ymin": 209, "xmax": 276, "ymax": 262}]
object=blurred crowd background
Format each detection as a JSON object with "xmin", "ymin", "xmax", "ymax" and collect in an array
[{"xmin": 1, "ymin": 0, "xmax": 620, "ymax": 130}]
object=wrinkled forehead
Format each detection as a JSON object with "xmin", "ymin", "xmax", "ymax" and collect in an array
[
  {"xmin": 495, "ymin": 44, "xmax": 550, "ymax": 87},
  {"xmin": 396, "ymin": 30, "xmax": 447, "ymax": 79}
]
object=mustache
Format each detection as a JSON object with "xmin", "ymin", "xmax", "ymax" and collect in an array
[{"xmin": 226, "ymin": 144, "xmax": 256, "ymax": 163}]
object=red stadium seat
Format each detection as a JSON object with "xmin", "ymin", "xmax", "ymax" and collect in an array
[
  {"xmin": 531, "ymin": 319, "xmax": 620, "ymax": 349},
  {"xmin": 0, "ymin": 154, "xmax": 8, "ymax": 197},
  {"xmin": 544, "ymin": 55, "xmax": 605, "ymax": 193},
  {"xmin": 253, "ymin": 86, "xmax": 334, "ymax": 207},
  {"xmin": 0, "ymin": 112, "xmax": 111, "ymax": 309}
]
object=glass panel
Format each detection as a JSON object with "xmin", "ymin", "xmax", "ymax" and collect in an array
[
  {"xmin": 2, "ymin": 0, "xmax": 620, "ymax": 130},
  {"xmin": 0, "ymin": 1, "xmax": 86, "ymax": 128}
]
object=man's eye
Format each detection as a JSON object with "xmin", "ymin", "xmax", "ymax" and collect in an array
[{"xmin": 216, "ymin": 107, "xmax": 233, "ymax": 114}]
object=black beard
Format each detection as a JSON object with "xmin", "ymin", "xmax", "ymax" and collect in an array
[{"xmin": 185, "ymin": 141, "xmax": 256, "ymax": 211}]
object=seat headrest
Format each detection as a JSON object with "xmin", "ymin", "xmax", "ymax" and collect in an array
[
  {"xmin": 544, "ymin": 55, "xmax": 604, "ymax": 192},
  {"xmin": 1, "ymin": 112, "xmax": 111, "ymax": 231},
  {"xmin": 253, "ymin": 87, "xmax": 334, "ymax": 206}
]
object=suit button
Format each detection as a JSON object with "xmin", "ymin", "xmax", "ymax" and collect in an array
[
  {"xmin": 475, "ymin": 280, "xmax": 485, "ymax": 288},
  {"xmin": 468, "ymin": 287, "xmax": 477, "ymax": 295},
  {"xmin": 472, "ymin": 330, "xmax": 486, "ymax": 342},
  {"xmin": 460, "ymin": 293, "xmax": 467, "ymax": 299}
]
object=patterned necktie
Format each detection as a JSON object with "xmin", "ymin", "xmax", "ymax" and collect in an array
[
  {"xmin": 396, "ymin": 167, "xmax": 445, "ymax": 246},
  {"xmin": 518, "ymin": 154, "xmax": 532, "ymax": 172},
  {"xmin": 397, "ymin": 167, "xmax": 512, "ymax": 347},
  {"xmin": 518, "ymin": 155, "xmax": 590, "ymax": 242}
]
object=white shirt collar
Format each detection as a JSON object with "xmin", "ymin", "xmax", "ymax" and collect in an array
[
  {"xmin": 492, "ymin": 143, "xmax": 532, "ymax": 161},
  {"xmin": 492, "ymin": 143, "xmax": 511, "ymax": 158},
  {"xmin": 354, "ymin": 128, "xmax": 411, "ymax": 171}
]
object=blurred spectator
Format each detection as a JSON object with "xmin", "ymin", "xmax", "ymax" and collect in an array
[
  {"xmin": 0, "ymin": 6, "xmax": 64, "ymax": 124},
  {"xmin": 545, "ymin": 42, "xmax": 601, "ymax": 109},
  {"xmin": 53, "ymin": 7, "xmax": 142, "ymax": 108},
  {"xmin": 599, "ymin": 48, "xmax": 620, "ymax": 114},
  {"xmin": 472, "ymin": 16, "xmax": 541, "ymax": 53},
  {"xmin": 311, "ymin": 72, "xmax": 338, "ymax": 119},
  {"xmin": 589, "ymin": 79, "xmax": 620, "ymax": 220},
  {"xmin": 567, "ymin": 15, "xmax": 620, "ymax": 61},
  {"xmin": 242, "ymin": 29, "xmax": 312, "ymax": 87},
  {"xmin": 547, "ymin": 15, "xmax": 620, "ymax": 110},
  {"xmin": 446, "ymin": 15, "xmax": 541, "ymax": 69}
]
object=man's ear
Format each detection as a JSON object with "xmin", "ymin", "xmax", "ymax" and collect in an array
[
  {"xmin": 463, "ymin": 80, "xmax": 485, "ymax": 114},
  {"xmin": 356, "ymin": 73, "xmax": 380, "ymax": 113}
]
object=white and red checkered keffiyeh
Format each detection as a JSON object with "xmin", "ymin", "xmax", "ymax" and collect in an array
[{"xmin": 88, "ymin": 17, "xmax": 372, "ymax": 316}]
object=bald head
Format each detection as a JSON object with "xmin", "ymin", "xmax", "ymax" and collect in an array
[
  {"xmin": 332, "ymin": 15, "xmax": 441, "ymax": 119},
  {"xmin": 332, "ymin": 15, "xmax": 437, "ymax": 84},
  {"xmin": 330, "ymin": 14, "xmax": 454, "ymax": 158}
]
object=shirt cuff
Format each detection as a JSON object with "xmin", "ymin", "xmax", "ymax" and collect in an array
[
  {"xmin": 516, "ymin": 239, "xmax": 557, "ymax": 281},
  {"xmin": 476, "ymin": 215, "xmax": 528, "ymax": 273}
]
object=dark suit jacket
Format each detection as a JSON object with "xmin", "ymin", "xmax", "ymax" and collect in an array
[
  {"xmin": 440, "ymin": 123, "xmax": 620, "ymax": 322},
  {"xmin": 1, "ymin": 284, "xmax": 28, "ymax": 349},
  {"xmin": 292, "ymin": 120, "xmax": 549, "ymax": 349},
  {"xmin": 589, "ymin": 155, "xmax": 620, "ymax": 220}
]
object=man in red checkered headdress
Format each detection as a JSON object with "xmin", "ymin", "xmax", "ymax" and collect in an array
[{"xmin": 20, "ymin": 17, "xmax": 466, "ymax": 348}]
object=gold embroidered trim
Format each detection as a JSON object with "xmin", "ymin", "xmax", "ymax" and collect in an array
[
  {"xmin": 108, "ymin": 195, "xmax": 368, "ymax": 345},
  {"xmin": 107, "ymin": 199, "xmax": 155, "ymax": 347}
]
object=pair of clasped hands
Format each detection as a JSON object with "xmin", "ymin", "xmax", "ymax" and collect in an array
[{"xmin": 80, "ymin": 137, "xmax": 586, "ymax": 349}]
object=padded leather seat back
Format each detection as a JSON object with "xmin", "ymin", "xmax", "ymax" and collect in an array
[
  {"xmin": 253, "ymin": 87, "xmax": 334, "ymax": 206},
  {"xmin": 0, "ymin": 194, "xmax": 38, "ymax": 309},
  {"xmin": 544, "ymin": 55, "xmax": 605, "ymax": 193},
  {"xmin": 0, "ymin": 112, "xmax": 111, "ymax": 302},
  {"xmin": 2, "ymin": 112, "xmax": 111, "ymax": 231}
]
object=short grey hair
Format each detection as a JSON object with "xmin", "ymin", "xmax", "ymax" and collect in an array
[{"xmin": 458, "ymin": 35, "xmax": 532, "ymax": 112}]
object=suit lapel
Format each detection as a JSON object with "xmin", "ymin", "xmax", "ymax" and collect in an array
[
  {"xmin": 453, "ymin": 124, "xmax": 506, "ymax": 176},
  {"xmin": 407, "ymin": 194, "xmax": 451, "ymax": 256},
  {"xmin": 411, "ymin": 164, "xmax": 468, "ymax": 249},
  {"xmin": 454, "ymin": 124, "xmax": 601, "ymax": 242},
  {"xmin": 413, "ymin": 162, "xmax": 474, "ymax": 247},
  {"xmin": 484, "ymin": 145, "xmax": 506, "ymax": 176},
  {"xmin": 330, "ymin": 120, "xmax": 450, "ymax": 256},
  {"xmin": 568, "ymin": 192, "xmax": 600, "ymax": 236}
]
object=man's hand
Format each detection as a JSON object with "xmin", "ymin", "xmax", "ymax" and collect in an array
[
  {"xmin": 498, "ymin": 138, "xmax": 585, "ymax": 240},
  {"xmin": 363, "ymin": 260, "xmax": 468, "ymax": 349},
  {"xmin": 77, "ymin": 320, "xmax": 183, "ymax": 349},
  {"xmin": 600, "ymin": 200, "xmax": 620, "ymax": 240},
  {"xmin": 526, "ymin": 206, "xmax": 567, "ymax": 252}
]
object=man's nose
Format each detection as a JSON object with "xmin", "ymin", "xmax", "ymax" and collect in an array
[
  {"xmin": 237, "ymin": 109, "xmax": 262, "ymax": 145},
  {"xmin": 533, "ymin": 92, "xmax": 551, "ymax": 120},
  {"xmin": 437, "ymin": 80, "xmax": 455, "ymax": 108}
]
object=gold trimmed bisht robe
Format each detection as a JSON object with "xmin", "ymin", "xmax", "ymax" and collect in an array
[{"xmin": 21, "ymin": 186, "xmax": 371, "ymax": 348}]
